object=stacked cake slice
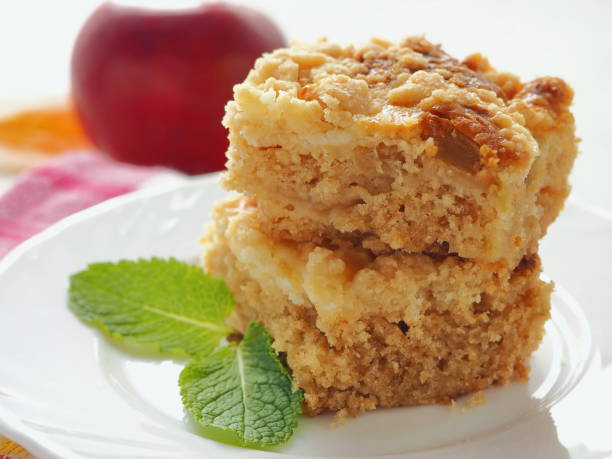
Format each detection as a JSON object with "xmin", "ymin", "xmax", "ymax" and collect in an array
[{"xmin": 202, "ymin": 37, "xmax": 578, "ymax": 417}]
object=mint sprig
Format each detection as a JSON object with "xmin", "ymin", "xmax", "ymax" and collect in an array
[
  {"xmin": 69, "ymin": 258, "xmax": 234, "ymax": 356},
  {"xmin": 180, "ymin": 322, "xmax": 303, "ymax": 447},
  {"xmin": 68, "ymin": 258, "xmax": 303, "ymax": 448}
]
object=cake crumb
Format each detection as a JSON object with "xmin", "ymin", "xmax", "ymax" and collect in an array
[
  {"xmin": 448, "ymin": 392, "xmax": 486, "ymax": 412},
  {"xmin": 468, "ymin": 391, "xmax": 486, "ymax": 408},
  {"xmin": 330, "ymin": 410, "xmax": 350, "ymax": 429}
]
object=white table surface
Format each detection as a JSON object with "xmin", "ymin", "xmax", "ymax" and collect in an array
[{"xmin": 0, "ymin": 0, "xmax": 610, "ymax": 210}]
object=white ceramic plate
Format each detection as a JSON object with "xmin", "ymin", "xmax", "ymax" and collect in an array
[{"xmin": 1, "ymin": 175, "xmax": 611, "ymax": 459}]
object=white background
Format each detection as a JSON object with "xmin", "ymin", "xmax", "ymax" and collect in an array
[{"xmin": 0, "ymin": 0, "xmax": 610, "ymax": 210}]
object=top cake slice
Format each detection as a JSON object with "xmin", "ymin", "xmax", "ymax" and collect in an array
[{"xmin": 222, "ymin": 37, "xmax": 578, "ymax": 269}]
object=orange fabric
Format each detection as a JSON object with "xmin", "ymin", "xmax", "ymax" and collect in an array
[{"xmin": 0, "ymin": 105, "xmax": 90, "ymax": 155}]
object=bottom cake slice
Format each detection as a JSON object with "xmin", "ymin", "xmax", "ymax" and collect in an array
[{"xmin": 201, "ymin": 196, "xmax": 551, "ymax": 417}]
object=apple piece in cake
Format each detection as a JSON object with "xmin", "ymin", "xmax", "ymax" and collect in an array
[
  {"xmin": 201, "ymin": 197, "xmax": 551, "ymax": 416},
  {"xmin": 222, "ymin": 37, "xmax": 578, "ymax": 270}
]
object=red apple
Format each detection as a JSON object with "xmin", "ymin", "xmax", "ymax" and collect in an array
[{"xmin": 71, "ymin": 2, "xmax": 286, "ymax": 174}]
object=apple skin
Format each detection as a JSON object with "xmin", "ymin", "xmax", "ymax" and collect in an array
[{"xmin": 71, "ymin": 2, "xmax": 286, "ymax": 174}]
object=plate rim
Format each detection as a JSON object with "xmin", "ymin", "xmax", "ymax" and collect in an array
[{"xmin": 0, "ymin": 407, "xmax": 75, "ymax": 459}]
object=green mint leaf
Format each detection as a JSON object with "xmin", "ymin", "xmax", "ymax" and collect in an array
[
  {"xmin": 179, "ymin": 322, "xmax": 303, "ymax": 447},
  {"xmin": 68, "ymin": 258, "xmax": 234, "ymax": 356}
]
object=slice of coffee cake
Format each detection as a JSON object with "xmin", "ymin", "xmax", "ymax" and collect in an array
[
  {"xmin": 202, "ymin": 197, "xmax": 551, "ymax": 416},
  {"xmin": 222, "ymin": 37, "xmax": 577, "ymax": 269}
]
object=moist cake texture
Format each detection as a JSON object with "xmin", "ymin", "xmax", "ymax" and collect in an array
[
  {"xmin": 202, "ymin": 197, "xmax": 552, "ymax": 416},
  {"xmin": 201, "ymin": 36, "xmax": 577, "ymax": 417},
  {"xmin": 222, "ymin": 37, "xmax": 578, "ymax": 269}
]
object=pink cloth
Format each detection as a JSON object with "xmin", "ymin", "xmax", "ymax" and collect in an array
[{"xmin": 0, "ymin": 152, "xmax": 167, "ymax": 259}]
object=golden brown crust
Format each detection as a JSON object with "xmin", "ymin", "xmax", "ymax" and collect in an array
[
  {"xmin": 517, "ymin": 77, "xmax": 573, "ymax": 116},
  {"xmin": 515, "ymin": 76, "xmax": 574, "ymax": 121},
  {"xmin": 232, "ymin": 36, "xmax": 538, "ymax": 169},
  {"xmin": 462, "ymin": 53, "xmax": 523, "ymax": 99},
  {"xmin": 370, "ymin": 37, "xmax": 532, "ymax": 169},
  {"xmin": 421, "ymin": 102, "xmax": 525, "ymax": 170},
  {"xmin": 353, "ymin": 37, "xmax": 505, "ymax": 99}
]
